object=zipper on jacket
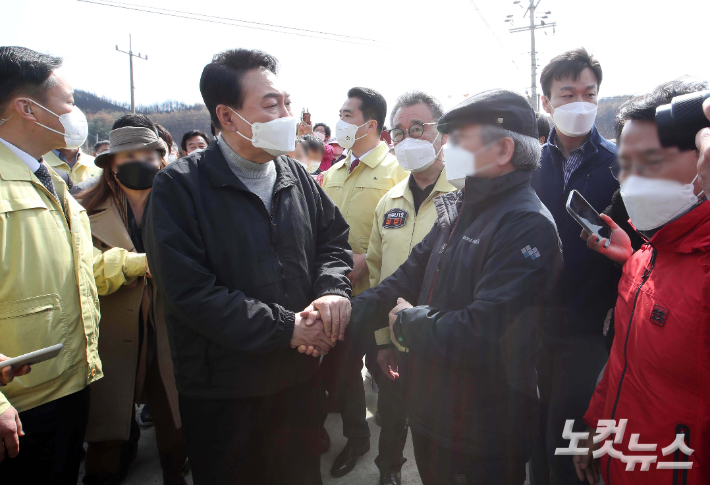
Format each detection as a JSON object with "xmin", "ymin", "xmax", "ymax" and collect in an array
[
  {"xmin": 605, "ymin": 244, "xmax": 657, "ymax": 484},
  {"xmin": 671, "ymin": 424, "xmax": 691, "ymax": 485},
  {"xmin": 427, "ymin": 213, "xmax": 462, "ymax": 305}
]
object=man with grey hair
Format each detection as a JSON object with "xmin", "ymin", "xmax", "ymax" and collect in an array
[
  {"xmin": 348, "ymin": 89, "xmax": 563, "ymax": 484},
  {"xmin": 366, "ymin": 90, "xmax": 456, "ymax": 485}
]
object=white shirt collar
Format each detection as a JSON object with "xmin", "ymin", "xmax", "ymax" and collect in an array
[
  {"xmin": 0, "ymin": 137, "xmax": 40, "ymax": 172},
  {"xmin": 350, "ymin": 146, "xmax": 376, "ymax": 165}
]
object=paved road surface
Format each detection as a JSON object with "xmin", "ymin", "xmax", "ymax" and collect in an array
[{"xmin": 78, "ymin": 371, "xmax": 531, "ymax": 485}]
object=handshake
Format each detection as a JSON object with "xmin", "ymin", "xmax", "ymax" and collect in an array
[{"xmin": 289, "ymin": 295, "xmax": 352, "ymax": 357}]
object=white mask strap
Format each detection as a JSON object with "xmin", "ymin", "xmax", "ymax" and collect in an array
[
  {"xmin": 228, "ymin": 107, "xmax": 254, "ymax": 142},
  {"xmin": 691, "ymin": 173, "xmax": 705, "ymax": 197},
  {"xmin": 26, "ymin": 98, "xmax": 60, "ymax": 118}
]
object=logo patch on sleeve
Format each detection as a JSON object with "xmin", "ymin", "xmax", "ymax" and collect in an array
[
  {"xmin": 650, "ymin": 304, "xmax": 669, "ymax": 327},
  {"xmin": 521, "ymin": 245, "xmax": 540, "ymax": 260},
  {"xmin": 383, "ymin": 208, "xmax": 408, "ymax": 229}
]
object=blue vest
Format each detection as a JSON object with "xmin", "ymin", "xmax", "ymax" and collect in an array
[{"xmin": 531, "ymin": 126, "xmax": 621, "ymax": 337}]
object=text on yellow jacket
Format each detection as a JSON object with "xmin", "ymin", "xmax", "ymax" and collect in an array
[
  {"xmin": 322, "ymin": 141, "xmax": 408, "ymax": 296},
  {"xmin": 0, "ymin": 143, "xmax": 146, "ymax": 417},
  {"xmin": 367, "ymin": 168, "xmax": 456, "ymax": 349}
]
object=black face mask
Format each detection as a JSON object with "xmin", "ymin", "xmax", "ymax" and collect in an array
[{"xmin": 114, "ymin": 160, "xmax": 159, "ymax": 190}]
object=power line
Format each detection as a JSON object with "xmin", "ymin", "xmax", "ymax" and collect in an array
[
  {"xmin": 77, "ymin": 0, "xmax": 394, "ymax": 49},
  {"xmin": 466, "ymin": 0, "xmax": 524, "ymax": 77},
  {"xmin": 91, "ymin": 0, "xmax": 386, "ymax": 44}
]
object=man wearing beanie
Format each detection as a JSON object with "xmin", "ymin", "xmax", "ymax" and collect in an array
[{"xmin": 349, "ymin": 89, "xmax": 563, "ymax": 484}]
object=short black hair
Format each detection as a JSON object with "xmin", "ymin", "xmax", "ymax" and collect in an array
[
  {"xmin": 313, "ymin": 122, "xmax": 331, "ymax": 140},
  {"xmin": 540, "ymin": 48, "xmax": 602, "ymax": 99},
  {"xmin": 94, "ymin": 140, "xmax": 109, "ymax": 152},
  {"xmin": 389, "ymin": 90, "xmax": 444, "ymax": 127},
  {"xmin": 181, "ymin": 130, "xmax": 210, "ymax": 152},
  {"xmin": 298, "ymin": 134, "xmax": 325, "ymax": 157},
  {"xmin": 210, "ymin": 122, "xmax": 216, "ymax": 137},
  {"xmin": 0, "ymin": 46, "xmax": 62, "ymax": 113},
  {"xmin": 112, "ymin": 113, "xmax": 156, "ymax": 131},
  {"xmin": 200, "ymin": 49, "xmax": 279, "ymax": 129},
  {"xmin": 347, "ymin": 87, "xmax": 387, "ymax": 135},
  {"xmin": 615, "ymin": 79, "xmax": 709, "ymax": 141},
  {"xmin": 155, "ymin": 124, "xmax": 174, "ymax": 153},
  {"xmin": 536, "ymin": 112, "xmax": 552, "ymax": 141}
]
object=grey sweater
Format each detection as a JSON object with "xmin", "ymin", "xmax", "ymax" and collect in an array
[{"xmin": 218, "ymin": 134, "xmax": 277, "ymax": 215}]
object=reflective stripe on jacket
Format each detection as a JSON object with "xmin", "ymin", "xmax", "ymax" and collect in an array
[{"xmin": 323, "ymin": 141, "xmax": 408, "ymax": 295}]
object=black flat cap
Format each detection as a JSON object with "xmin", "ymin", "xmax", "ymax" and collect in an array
[{"xmin": 437, "ymin": 89, "xmax": 538, "ymax": 138}]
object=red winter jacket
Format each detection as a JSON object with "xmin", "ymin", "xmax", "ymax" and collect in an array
[{"xmin": 584, "ymin": 200, "xmax": 710, "ymax": 485}]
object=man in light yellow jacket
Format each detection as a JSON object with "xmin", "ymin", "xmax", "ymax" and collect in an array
[
  {"xmin": 0, "ymin": 47, "xmax": 144, "ymax": 483},
  {"xmin": 322, "ymin": 87, "xmax": 407, "ymax": 478},
  {"xmin": 365, "ymin": 91, "xmax": 455, "ymax": 485},
  {"xmin": 44, "ymin": 147, "xmax": 101, "ymax": 185}
]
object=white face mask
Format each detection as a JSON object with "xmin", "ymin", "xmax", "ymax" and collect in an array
[
  {"xmin": 394, "ymin": 135, "xmax": 442, "ymax": 173},
  {"xmin": 28, "ymin": 99, "xmax": 88, "ymax": 149},
  {"xmin": 335, "ymin": 119, "xmax": 370, "ymax": 149},
  {"xmin": 300, "ymin": 158, "xmax": 321, "ymax": 173},
  {"xmin": 443, "ymin": 142, "xmax": 496, "ymax": 189},
  {"xmin": 551, "ymin": 101, "xmax": 597, "ymax": 137},
  {"xmin": 313, "ymin": 131, "xmax": 326, "ymax": 142},
  {"xmin": 620, "ymin": 174, "xmax": 703, "ymax": 231},
  {"xmin": 229, "ymin": 108, "xmax": 298, "ymax": 157},
  {"xmin": 167, "ymin": 154, "xmax": 177, "ymax": 163}
]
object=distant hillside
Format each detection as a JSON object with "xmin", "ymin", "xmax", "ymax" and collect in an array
[
  {"xmin": 74, "ymin": 90, "xmax": 129, "ymax": 113},
  {"xmin": 596, "ymin": 95, "xmax": 632, "ymax": 141},
  {"xmin": 75, "ymin": 90, "xmax": 211, "ymax": 151}
]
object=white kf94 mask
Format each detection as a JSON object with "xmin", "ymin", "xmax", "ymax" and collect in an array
[
  {"xmin": 551, "ymin": 101, "xmax": 597, "ymax": 137},
  {"xmin": 620, "ymin": 174, "xmax": 704, "ymax": 231},
  {"xmin": 394, "ymin": 135, "xmax": 443, "ymax": 173},
  {"xmin": 230, "ymin": 108, "xmax": 298, "ymax": 157},
  {"xmin": 29, "ymin": 99, "xmax": 88, "ymax": 149}
]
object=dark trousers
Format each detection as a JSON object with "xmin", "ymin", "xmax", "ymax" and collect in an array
[
  {"xmin": 179, "ymin": 375, "xmax": 323, "ymax": 485},
  {"xmin": 530, "ymin": 334, "xmax": 608, "ymax": 485},
  {"xmin": 0, "ymin": 387, "xmax": 90, "ymax": 484},
  {"xmin": 320, "ymin": 343, "xmax": 370, "ymax": 440},
  {"xmin": 85, "ymin": 356, "xmax": 187, "ymax": 483},
  {"xmin": 412, "ymin": 431, "xmax": 526, "ymax": 485},
  {"xmin": 374, "ymin": 368, "xmax": 408, "ymax": 473}
]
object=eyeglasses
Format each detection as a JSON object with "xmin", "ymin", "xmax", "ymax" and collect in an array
[{"xmin": 390, "ymin": 122, "xmax": 437, "ymax": 144}]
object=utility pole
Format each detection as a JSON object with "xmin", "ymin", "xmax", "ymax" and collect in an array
[
  {"xmin": 506, "ymin": 1, "xmax": 556, "ymax": 112},
  {"xmin": 116, "ymin": 35, "xmax": 148, "ymax": 113}
]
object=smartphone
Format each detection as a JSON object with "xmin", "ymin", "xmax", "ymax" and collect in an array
[
  {"xmin": 302, "ymin": 109, "xmax": 311, "ymax": 125},
  {"xmin": 0, "ymin": 344, "xmax": 63, "ymax": 371},
  {"xmin": 566, "ymin": 190, "xmax": 611, "ymax": 247}
]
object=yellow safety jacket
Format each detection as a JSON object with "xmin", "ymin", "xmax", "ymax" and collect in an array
[
  {"xmin": 0, "ymin": 144, "xmax": 144, "ymax": 416},
  {"xmin": 322, "ymin": 142, "xmax": 408, "ymax": 295},
  {"xmin": 44, "ymin": 150, "xmax": 102, "ymax": 185},
  {"xmin": 368, "ymin": 169, "xmax": 456, "ymax": 349}
]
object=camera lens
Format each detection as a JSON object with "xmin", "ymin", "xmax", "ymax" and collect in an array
[{"xmin": 656, "ymin": 89, "xmax": 710, "ymax": 151}]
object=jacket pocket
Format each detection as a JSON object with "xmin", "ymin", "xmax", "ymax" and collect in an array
[{"xmin": 0, "ymin": 294, "xmax": 71, "ymax": 391}]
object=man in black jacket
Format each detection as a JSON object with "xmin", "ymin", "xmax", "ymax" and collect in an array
[
  {"xmin": 349, "ymin": 90, "xmax": 563, "ymax": 484},
  {"xmin": 144, "ymin": 49, "xmax": 353, "ymax": 485}
]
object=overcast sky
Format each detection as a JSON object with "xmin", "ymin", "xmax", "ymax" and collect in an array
[{"xmin": 4, "ymin": 0, "xmax": 710, "ymax": 129}]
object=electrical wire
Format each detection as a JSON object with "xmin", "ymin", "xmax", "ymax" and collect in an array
[
  {"xmin": 466, "ymin": 0, "xmax": 525, "ymax": 77},
  {"xmin": 87, "ymin": 0, "xmax": 386, "ymax": 44},
  {"xmin": 76, "ymin": 0, "xmax": 394, "ymax": 49}
]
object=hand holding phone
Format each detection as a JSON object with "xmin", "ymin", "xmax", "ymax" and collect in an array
[
  {"xmin": 566, "ymin": 190, "xmax": 611, "ymax": 248},
  {"xmin": 0, "ymin": 344, "xmax": 63, "ymax": 380},
  {"xmin": 581, "ymin": 213, "xmax": 634, "ymax": 265}
]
